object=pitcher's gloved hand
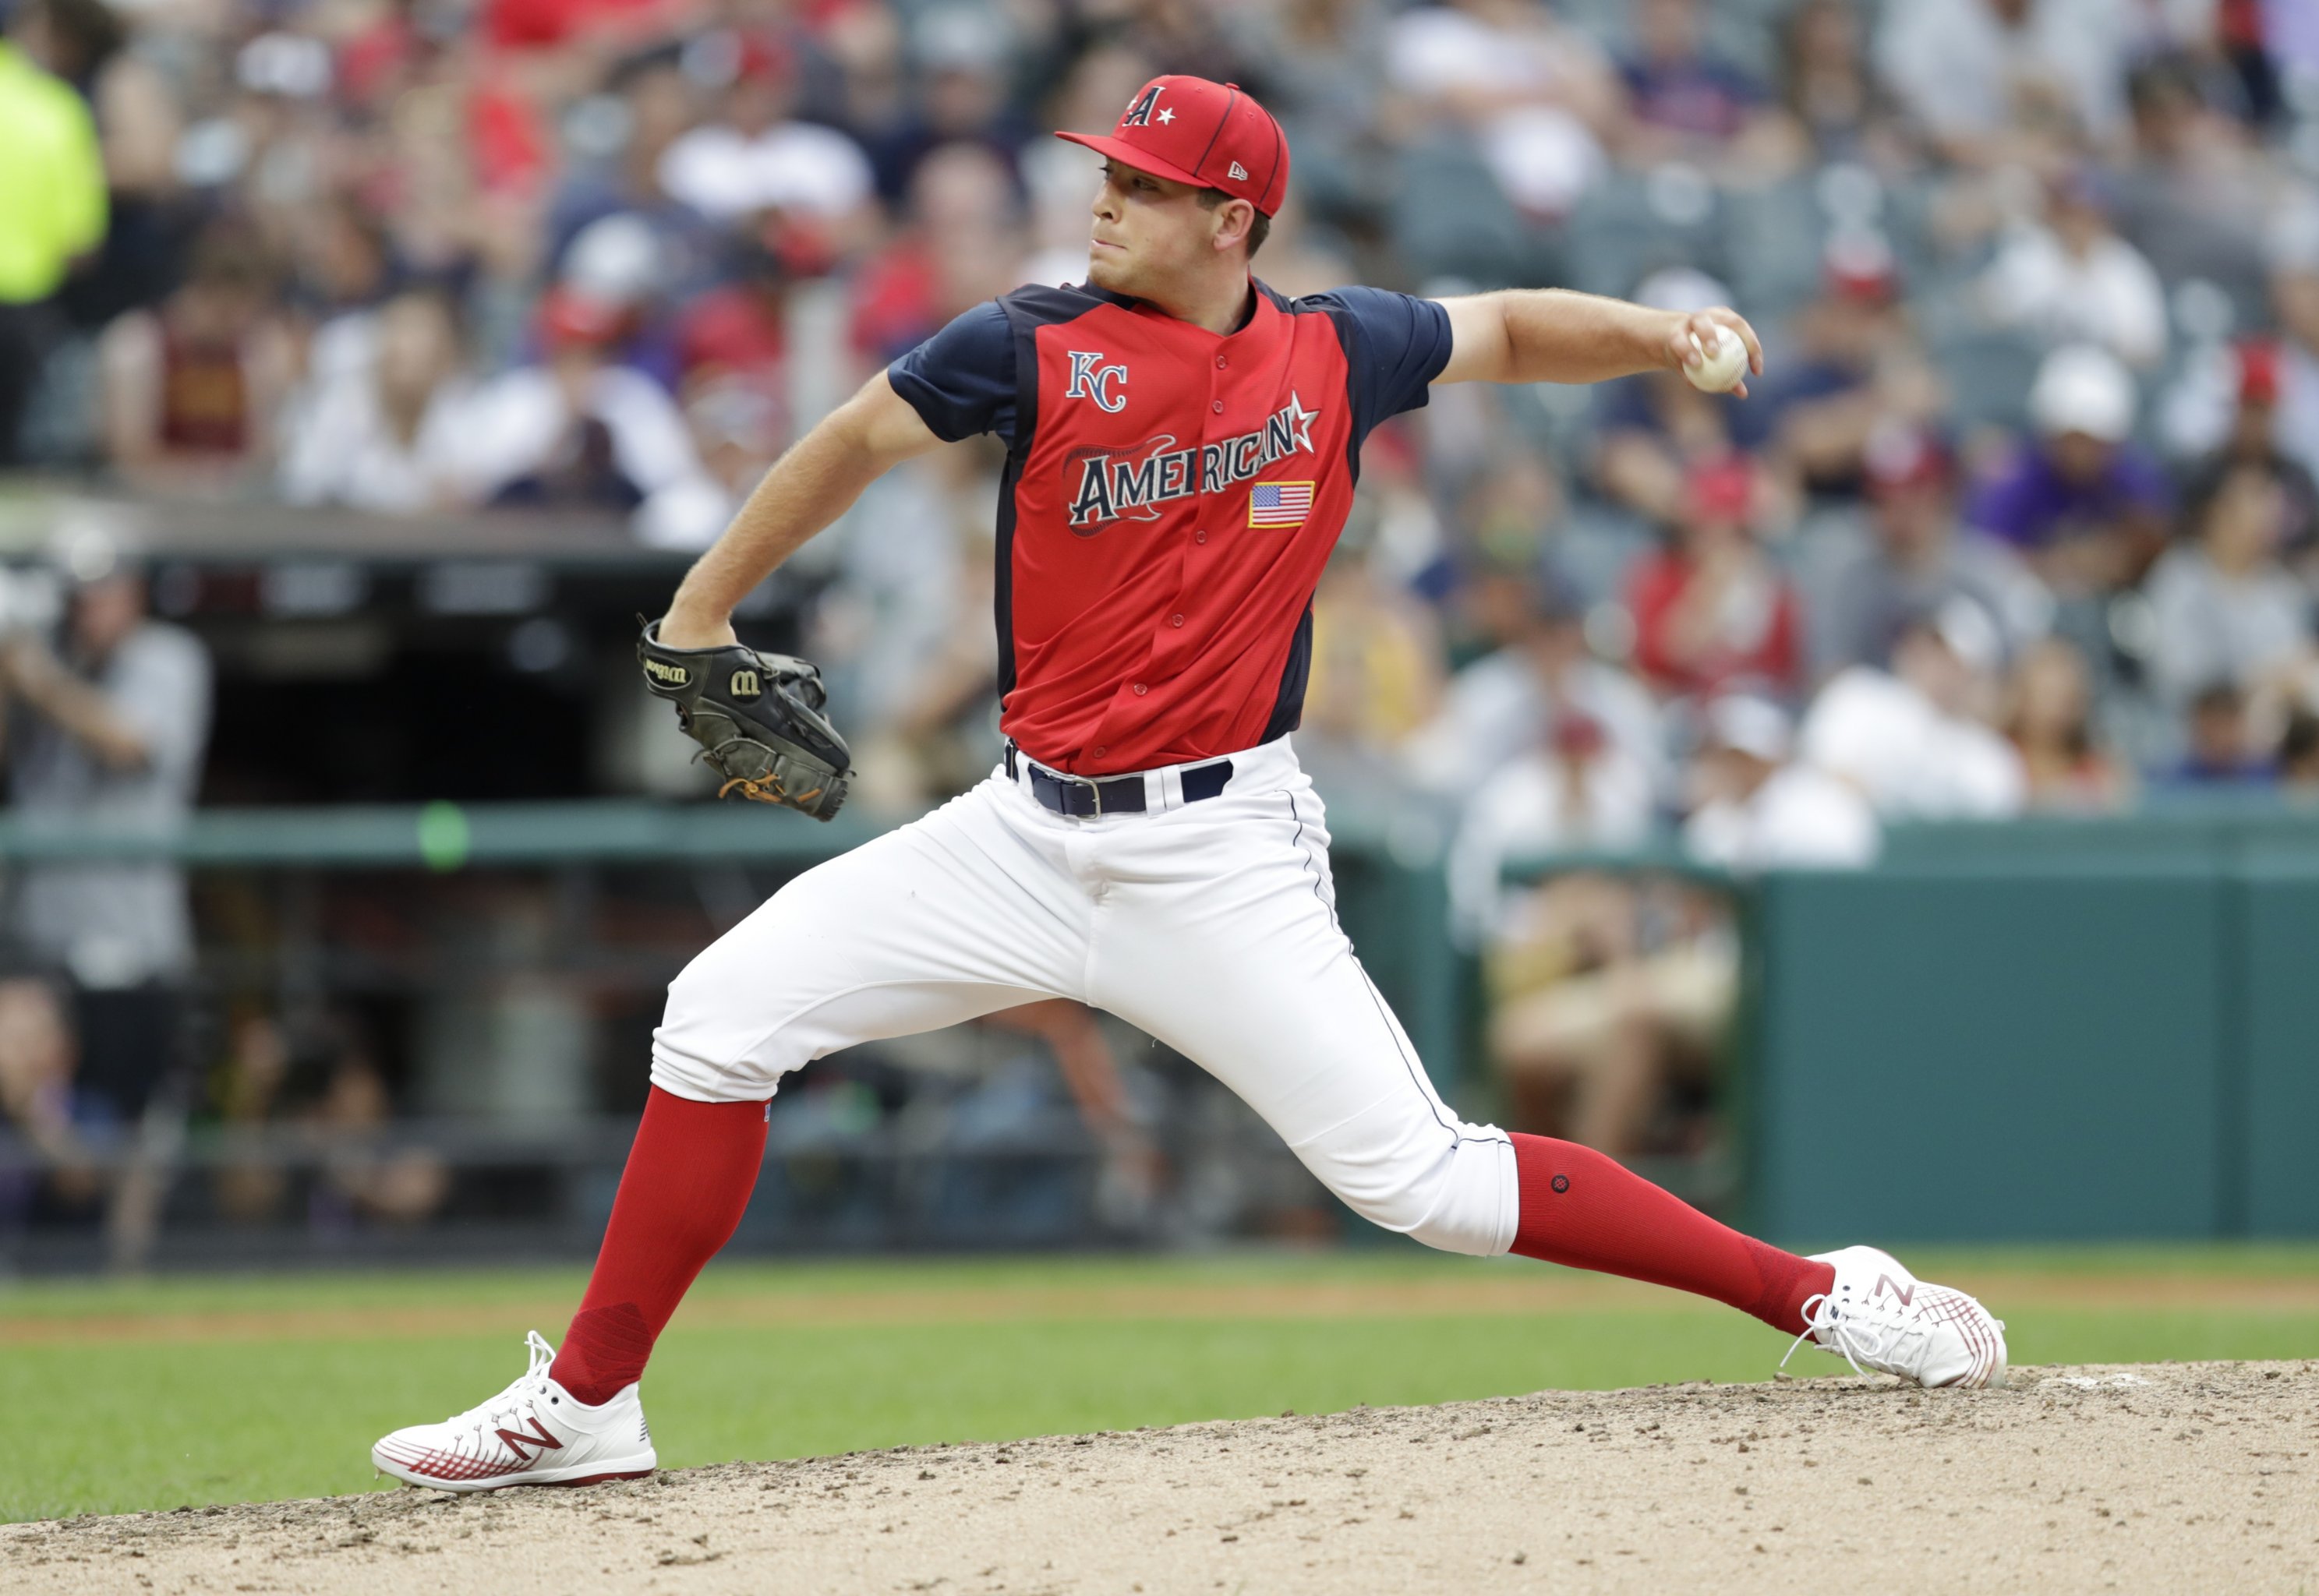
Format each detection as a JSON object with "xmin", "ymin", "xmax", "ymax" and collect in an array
[{"xmin": 638, "ymin": 619, "xmax": 851, "ymax": 819}]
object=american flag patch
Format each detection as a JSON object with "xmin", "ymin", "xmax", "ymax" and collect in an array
[{"xmin": 1249, "ymin": 481, "xmax": 1313, "ymax": 528}]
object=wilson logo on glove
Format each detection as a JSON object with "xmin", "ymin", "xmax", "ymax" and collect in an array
[{"xmin": 637, "ymin": 620, "xmax": 853, "ymax": 820}]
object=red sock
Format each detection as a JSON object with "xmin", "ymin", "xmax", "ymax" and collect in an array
[
  {"xmin": 1508, "ymin": 1133, "xmax": 1833, "ymax": 1333},
  {"xmin": 550, "ymin": 1087, "xmax": 769, "ymax": 1404}
]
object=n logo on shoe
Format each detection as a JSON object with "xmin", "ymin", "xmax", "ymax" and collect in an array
[
  {"xmin": 1873, "ymin": 1274, "xmax": 1916, "ymax": 1308},
  {"xmin": 494, "ymin": 1416, "xmax": 565, "ymax": 1462}
]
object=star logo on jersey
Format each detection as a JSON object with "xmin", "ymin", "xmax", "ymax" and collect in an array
[{"xmin": 1065, "ymin": 392, "xmax": 1323, "ymax": 530}]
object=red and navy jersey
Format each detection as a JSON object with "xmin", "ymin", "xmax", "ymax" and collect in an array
[{"xmin": 888, "ymin": 279, "xmax": 1450, "ymax": 776}]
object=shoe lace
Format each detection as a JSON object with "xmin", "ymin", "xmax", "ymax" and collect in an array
[
  {"xmin": 442, "ymin": 1330, "xmax": 557, "ymax": 1435},
  {"xmin": 1780, "ymin": 1290, "xmax": 1918, "ymax": 1379}
]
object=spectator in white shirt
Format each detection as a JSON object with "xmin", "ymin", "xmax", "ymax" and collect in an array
[
  {"xmin": 1407, "ymin": 565, "xmax": 1666, "ymax": 804},
  {"xmin": 278, "ymin": 290, "xmax": 473, "ymax": 514},
  {"xmin": 1801, "ymin": 598, "xmax": 2029, "ymax": 818},
  {"xmin": 449, "ymin": 288, "xmax": 726, "ymax": 546},
  {"xmin": 2145, "ymin": 461, "xmax": 2314, "ymax": 709},
  {"xmin": 1384, "ymin": 0, "xmax": 1620, "ymax": 221},
  {"xmin": 657, "ymin": 44, "xmax": 876, "ymax": 233},
  {"xmin": 1874, "ymin": 0, "xmax": 2133, "ymax": 164},
  {"xmin": 1980, "ymin": 170, "xmax": 2169, "ymax": 369},
  {"xmin": 1684, "ymin": 695, "xmax": 1880, "ymax": 870}
]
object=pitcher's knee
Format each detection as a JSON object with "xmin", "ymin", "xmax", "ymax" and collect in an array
[
  {"xmin": 648, "ymin": 942, "xmax": 795, "ymax": 1103},
  {"xmin": 1303, "ymin": 1121, "xmax": 1521, "ymax": 1258}
]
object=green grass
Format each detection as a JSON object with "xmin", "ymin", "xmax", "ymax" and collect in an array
[{"xmin": 2, "ymin": 1245, "xmax": 2314, "ymax": 1524}]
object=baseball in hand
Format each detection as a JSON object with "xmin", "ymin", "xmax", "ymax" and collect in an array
[{"xmin": 1684, "ymin": 325, "xmax": 1748, "ymax": 394}]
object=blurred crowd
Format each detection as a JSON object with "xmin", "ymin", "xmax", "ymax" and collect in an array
[{"xmin": 9, "ymin": 0, "xmax": 2319, "ymax": 1180}]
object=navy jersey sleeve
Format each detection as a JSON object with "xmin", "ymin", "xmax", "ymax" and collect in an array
[
  {"xmin": 886, "ymin": 300, "xmax": 1016, "ymax": 445},
  {"xmin": 1303, "ymin": 286, "xmax": 1454, "ymax": 446}
]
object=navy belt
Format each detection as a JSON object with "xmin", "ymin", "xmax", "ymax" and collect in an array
[{"xmin": 1005, "ymin": 743, "xmax": 1234, "ymax": 817}]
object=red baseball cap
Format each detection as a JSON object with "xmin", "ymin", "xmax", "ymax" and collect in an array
[{"xmin": 1056, "ymin": 75, "xmax": 1290, "ymax": 217}]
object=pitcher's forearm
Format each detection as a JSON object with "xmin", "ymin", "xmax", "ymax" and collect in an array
[
  {"xmin": 1497, "ymin": 290, "xmax": 1683, "ymax": 385},
  {"xmin": 1437, "ymin": 289, "xmax": 1761, "ymax": 393}
]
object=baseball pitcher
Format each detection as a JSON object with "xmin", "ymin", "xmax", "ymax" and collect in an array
[{"xmin": 373, "ymin": 76, "xmax": 2004, "ymax": 1492}]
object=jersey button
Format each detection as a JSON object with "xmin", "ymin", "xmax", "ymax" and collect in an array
[
  {"xmin": 1194, "ymin": 529, "xmax": 1207, "ymax": 543},
  {"xmin": 1133, "ymin": 683, "xmax": 1148, "ymax": 696},
  {"xmin": 1093, "ymin": 746, "xmax": 1106, "ymax": 757},
  {"xmin": 1211, "ymin": 399, "xmax": 1225, "ymax": 414},
  {"xmin": 1170, "ymin": 613, "xmax": 1184, "ymax": 627},
  {"xmin": 1214, "ymin": 355, "xmax": 1228, "ymax": 370}
]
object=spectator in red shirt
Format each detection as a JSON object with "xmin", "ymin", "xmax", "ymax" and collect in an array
[{"xmin": 1626, "ymin": 454, "xmax": 1801, "ymax": 701}]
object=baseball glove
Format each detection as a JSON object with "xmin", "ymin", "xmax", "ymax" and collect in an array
[{"xmin": 638, "ymin": 620, "xmax": 851, "ymax": 819}]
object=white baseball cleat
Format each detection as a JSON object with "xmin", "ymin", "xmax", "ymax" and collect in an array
[
  {"xmin": 1781, "ymin": 1245, "xmax": 2008, "ymax": 1389},
  {"xmin": 371, "ymin": 1331, "xmax": 657, "ymax": 1492}
]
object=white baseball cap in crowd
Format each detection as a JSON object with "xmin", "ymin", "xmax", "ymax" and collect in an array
[
  {"xmin": 1634, "ymin": 267, "xmax": 1732, "ymax": 316},
  {"xmin": 1702, "ymin": 694, "xmax": 1793, "ymax": 764},
  {"xmin": 2029, "ymin": 344, "xmax": 2137, "ymax": 443},
  {"xmin": 1931, "ymin": 595, "xmax": 2005, "ymax": 675}
]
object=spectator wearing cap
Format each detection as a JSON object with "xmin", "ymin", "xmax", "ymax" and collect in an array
[
  {"xmin": 2169, "ymin": 341, "xmax": 2319, "ymax": 569},
  {"xmin": 1684, "ymin": 694, "xmax": 1879, "ymax": 869},
  {"xmin": 673, "ymin": 234, "xmax": 796, "ymax": 475},
  {"xmin": 0, "ymin": 551, "xmax": 210, "ymax": 1126},
  {"xmin": 1800, "ymin": 598, "xmax": 2028, "ymax": 819},
  {"xmin": 1812, "ymin": 422, "xmax": 2049, "ymax": 678},
  {"xmin": 2003, "ymin": 637, "xmax": 2129, "ymax": 811},
  {"xmin": 1967, "ymin": 344, "xmax": 2171, "ymax": 594},
  {"xmin": 1979, "ymin": 168, "xmax": 2168, "ymax": 370},
  {"xmin": 1625, "ymin": 454, "xmax": 1803, "ymax": 701},
  {"xmin": 1760, "ymin": 236, "xmax": 1943, "ymax": 502},
  {"xmin": 1445, "ymin": 694, "xmax": 1658, "ymax": 946},
  {"xmin": 447, "ymin": 284, "xmax": 725, "ymax": 546},
  {"xmin": 546, "ymin": 51, "xmax": 723, "ymax": 311},
  {"xmin": 1405, "ymin": 562, "xmax": 1666, "ymax": 805},
  {"xmin": 2144, "ymin": 461, "xmax": 2315, "ymax": 711}
]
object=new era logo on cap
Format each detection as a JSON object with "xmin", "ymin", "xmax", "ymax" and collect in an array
[{"xmin": 1056, "ymin": 76, "xmax": 1290, "ymax": 217}]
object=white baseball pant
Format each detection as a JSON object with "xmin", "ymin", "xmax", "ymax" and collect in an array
[{"xmin": 650, "ymin": 736, "xmax": 1519, "ymax": 1255}]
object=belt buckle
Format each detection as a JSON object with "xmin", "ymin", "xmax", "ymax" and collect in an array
[{"xmin": 1041, "ymin": 762, "xmax": 1105, "ymax": 817}]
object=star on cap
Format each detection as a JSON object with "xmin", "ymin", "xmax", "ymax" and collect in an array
[{"xmin": 1156, "ymin": 108, "xmax": 1175, "ymax": 124}]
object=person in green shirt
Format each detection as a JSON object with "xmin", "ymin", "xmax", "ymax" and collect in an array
[{"xmin": 0, "ymin": 9, "xmax": 108, "ymax": 460}]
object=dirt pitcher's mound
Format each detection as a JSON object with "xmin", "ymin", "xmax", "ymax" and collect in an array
[{"xmin": 7, "ymin": 1362, "xmax": 2315, "ymax": 1594}]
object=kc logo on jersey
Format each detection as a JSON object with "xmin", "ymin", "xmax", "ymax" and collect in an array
[
  {"xmin": 1066, "ymin": 393, "xmax": 1320, "ymax": 530},
  {"xmin": 1065, "ymin": 351, "xmax": 1129, "ymax": 414}
]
